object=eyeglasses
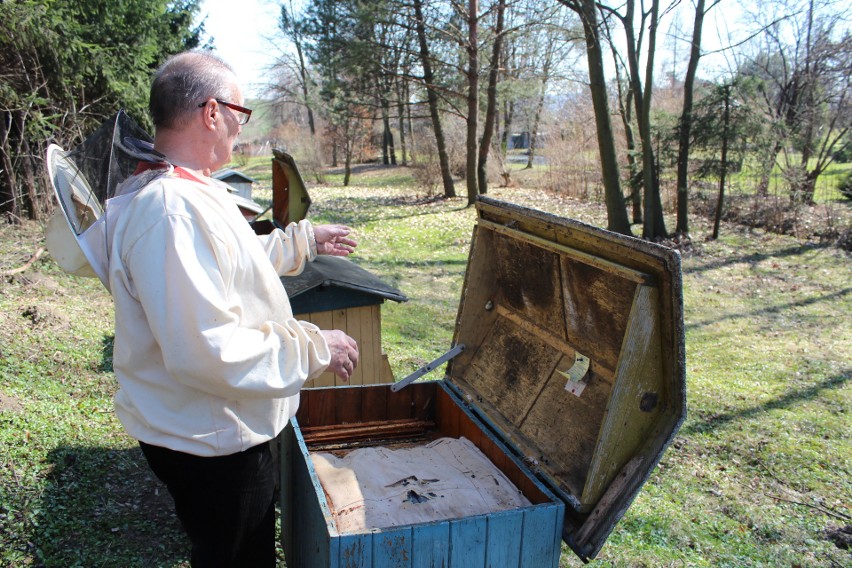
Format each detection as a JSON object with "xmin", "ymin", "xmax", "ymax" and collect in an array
[{"xmin": 197, "ymin": 99, "xmax": 252, "ymax": 125}]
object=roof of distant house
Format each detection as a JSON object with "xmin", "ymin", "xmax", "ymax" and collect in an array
[{"xmin": 212, "ymin": 168, "xmax": 256, "ymax": 183}]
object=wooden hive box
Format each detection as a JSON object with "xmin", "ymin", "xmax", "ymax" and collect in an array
[
  {"xmin": 282, "ymin": 256, "xmax": 407, "ymax": 387},
  {"xmin": 279, "ymin": 196, "xmax": 686, "ymax": 566}
]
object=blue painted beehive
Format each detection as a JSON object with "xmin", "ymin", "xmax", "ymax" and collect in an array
[{"xmin": 280, "ymin": 197, "xmax": 686, "ymax": 566}]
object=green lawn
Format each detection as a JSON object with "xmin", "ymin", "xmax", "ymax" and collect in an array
[{"xmin": 1, "ymin": 177, "xmax": 849, "ymax": 567}]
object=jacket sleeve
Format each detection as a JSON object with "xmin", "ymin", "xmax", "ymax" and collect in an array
[
  {"xmin": 123, "ymin": 213, "xmax": 330, "ymax": 400},
  {"xmin": 257, "ymin": 219, "xmax": 317, "ymax": 276}
]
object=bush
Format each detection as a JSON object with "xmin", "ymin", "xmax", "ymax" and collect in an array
[{"xmin": 839, "ymin": 171, "xmax": 852, "ymax": 200}]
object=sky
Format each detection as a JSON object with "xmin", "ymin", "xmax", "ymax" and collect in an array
[
  {"xmin": 199, "ymin": 0, "xmax": 750, "ymax": 99},
  {"xmin": 199, "ymin": 0, "xmax": 286, "ymax": 97}
]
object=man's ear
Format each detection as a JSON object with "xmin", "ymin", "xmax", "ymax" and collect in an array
[{"xmin": 199, "ymin": 99, "xmax": 219, "ymax": 131}]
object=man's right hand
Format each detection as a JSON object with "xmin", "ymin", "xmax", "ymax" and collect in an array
[{"xmin": 321, "ymin": 330, "xmax": 359, "ymax": 382}]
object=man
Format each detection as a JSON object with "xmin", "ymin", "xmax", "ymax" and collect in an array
[{"xmin": 104, "ymin": 50, "xmax": 359, "ymax": 566}]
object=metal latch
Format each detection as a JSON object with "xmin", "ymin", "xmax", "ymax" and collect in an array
[
  {"xmin": 558, "ymin": 352, "xmax": 591, "ymax": 397},
  {"xmin": 390, "ymin": 344, "xmax": 466, "ymax": 392}
]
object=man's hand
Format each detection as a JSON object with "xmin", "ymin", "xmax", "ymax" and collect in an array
[
  {"xmin": 314, "ymin": 224, "xmax": 357, "ymax": 257},
  {"xmin": 321, "ymin": 330, "xmax": 359, "ymax": 382}
]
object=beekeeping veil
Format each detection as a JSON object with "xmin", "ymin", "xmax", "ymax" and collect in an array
[{"xmin": 45, "ymin": 109, "xmax": 165, "ymax": 290}]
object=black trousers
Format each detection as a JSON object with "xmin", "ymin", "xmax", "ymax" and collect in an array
[{"xmin": 139, "ymin": 440, "xmax": 276, "ymax": 568}]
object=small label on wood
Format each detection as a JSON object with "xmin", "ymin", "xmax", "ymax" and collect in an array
[{"xmin": 560, "ymin": 352, "xmax": 591, "ymax": 397}]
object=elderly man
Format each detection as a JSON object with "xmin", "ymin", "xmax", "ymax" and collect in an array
[{"xmin": 105, "ymin": 50, "xmax": 359, "ymax": 566}]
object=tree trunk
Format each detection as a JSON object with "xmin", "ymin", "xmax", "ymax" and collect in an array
[
  {"xmin": 466, "ymin": 0, "xmax": 479, "ymax": 206},
  {"xmin": 396, "ymin": 75, "xmax": 408, "ymax": 166},
  {"xmin": 675, "ymin": 0, "xmax": 706, "ymax": 236},
  {"xmin": 0, "ymin": 111, "xmax": 21, "ymax": 222},
  {"xmin": 712, "ymin": 86, "xmax": 731, "ymax": 240},
  {"xmin": 407, "ymin": 77, "xmax": 416, "ymax": 165},
  {"xmin": 343, "ymin": 123, "xmax": 353, "ymax": 187},
  {"xmin": 625, "ymin": 0, "xmax": 666, "ymax": 239},
  {"xmin": 413, "ymin": 0, "xmax": 455, "ymax": 197},
  {"xmin": 561, "ymin": 0, "xmax": 631, "ymax": 235},
  {"xmin": 18, "ymin": 129, "xmax": 41, "ymax": 221},
  {"xmin": 295, "ymin": 39, "xmax": 316, "ymax": 136},
  {"xmin": 477, "ymin": 0, "xmax": 506, "ymax": 195},
  {"xmin": 381, "ymin": 104, "xmax": 397, "ymax": 166},
  {"xmin": 526, "ymin": 78, "xmax": 546, "ymax": 169},
  {"xmin": 620, "ymin": 91, "xmax": 642, "ymax": 225},
  {"xmin": 502, "ymin": 100, "xmax": 514, "ymax": 156}
]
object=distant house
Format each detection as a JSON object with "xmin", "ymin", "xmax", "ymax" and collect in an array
[{"xmin": 212, "ymin": 168, "xmax": 255, "ymax": 200}]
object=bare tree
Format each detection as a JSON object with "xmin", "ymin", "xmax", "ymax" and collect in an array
[
  {"xmin": 276, "ymin": 1, "xmax": 317, "ymax": 136},
  {"xmin": 597, "ymin": 0, "xmax": 669, "ymax": 239},
  {"xmin": 558, "ymin": 0, "xmax": 632, "ymax": 235},
  {"xmin": 739, "ymin": 0, "xmax": 851, "ymax": 202},
  {"xmin": 412, "ymin": 0, "xmax": 458, "ymax": 198},
  {"xmin": 476, "ymin": 0, "xmax": 507, "ymax": 196},
  {"xmin": 675, "ymin": 0, "xmax": 721, "ymax": 236}
]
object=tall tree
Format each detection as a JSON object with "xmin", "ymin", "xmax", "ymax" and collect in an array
[
  {"xmin": 412, "ymin": 0, "xmax": 457, "ymax": 197},
  {"xmin": 276, "ymin": 1, "xmax": 317, "ymax": 136},
  {"xmin": 690, "ymin": 79, "xmax": 762, "ymax": 239},
  {"xmin": 0, "ymin": 0, "xmax": 203, "ymax": 221},
  {"xmin": 740, "ymin": 0, "xmax": 851, "ymax": 202},
  {"xmin": 465, "ymin": 0, "xmax": 480, "ymax": 205},
  {"xmin": 557, "ymin": 0, "xmax": 632, "ymax": 235},
  {"xmin": 674, "ymin": 0, "xmax": 718, "ymax": 236},
  {"xmin": 598, "ymin": 0, "xmax": 668, "ymax": 239},
  {"xmin": 476, "ymin": 0, "xmax": 507, "ymax": 196}
]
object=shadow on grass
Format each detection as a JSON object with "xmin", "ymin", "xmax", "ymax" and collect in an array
[
  {"xmin": 686, "ymin": 242, "xmax": 836, "ymax": 275},
  {"xmin": 685, "ymin": 287, "xmax": 852, "ymax": 331},
  {"xmin": 682, "ymin": 370, "xmax": 851, "ymax": 436},
  {"xmin": 366, "ymin": 258, "xmax": 469, "ymax": 270},
  {"xmin": 35, "ymin": 445, "xmax": 188, "ymax": 567},
  {"xmin": 314, "ymin": 195, "xmax": 470, "ymax": 226}
]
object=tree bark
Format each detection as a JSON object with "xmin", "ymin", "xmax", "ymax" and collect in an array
[
  {"xmin": 0, "ymin": 111, "xmax": 21, "ymax": 221},
  {"xmin": 712, "ymin": 85, "xmax": 731, "ymax": 240},
  {"xmin": 395, "ymin": 74, "xmax": 408, "ymax": 166},
  {"xmin": 466, "ymin": 0, "xmax": 479, "ymax": 206},
  {"xmin": 477, "ymin": 0, "xmax": 506, "ymax": 195},
  {"xmin": 630, "ymin": 0, "xmax": 666, "ymax": 239},
  {"xmin": 295, "ymin": 37, "xmax": 316, "ymax": 136},
  {"xmin": 526, "ymin": 72, "xmax": 547, "ymax": 170},
  {"xmin": 413, "ymin": 0, "xmax": 455, "ymax": 197},
  {"xmin": 675, "ymin": 0, "xmax": 707, "ymax": 236},
  {"xmin": 560, "ymin": 0, "xmax": 631, "ymax": 235}
]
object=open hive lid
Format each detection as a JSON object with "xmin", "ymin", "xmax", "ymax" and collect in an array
[
  {"xmin": 272, "ymin": 148, "xmax": 311, "ymax": 224},
  {"xmin": 446, "ymin": 197, "xmax": 686, "ymax": 561}
]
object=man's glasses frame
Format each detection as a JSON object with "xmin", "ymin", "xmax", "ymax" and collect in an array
[{"xmin": 198, "ymin": 99, "xmax": 252, "ymax": 125}]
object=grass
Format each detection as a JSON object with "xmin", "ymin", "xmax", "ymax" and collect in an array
[{"xmin": 1, "ymin": 170, "xmax": 850, "ymax": 567}]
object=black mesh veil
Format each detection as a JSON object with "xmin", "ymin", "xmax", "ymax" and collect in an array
[
  {"xmin": 45, "ymin": 109, "xmax": 162, "ymax": 286},
  {"xmin": 64, "ymin": 109, "xmax": 162, "ymax": 205}
]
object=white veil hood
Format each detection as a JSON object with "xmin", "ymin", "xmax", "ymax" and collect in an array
[{"xmin": 44, "ymin": 110, "xmax": 165, "ymax": 291}]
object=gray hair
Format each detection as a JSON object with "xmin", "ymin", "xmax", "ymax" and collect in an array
[{"xmin": 149, "ymin": 51, "xmax": 236, "ymax": 129}]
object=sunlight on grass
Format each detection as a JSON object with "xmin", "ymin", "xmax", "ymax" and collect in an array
[{"xmin": 1, "ymin": 181, "xmax": 849, "ymax": 567}]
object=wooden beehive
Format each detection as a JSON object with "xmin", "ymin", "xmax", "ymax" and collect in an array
[
  {"xmin": 282, "ymin": 256, "xmax": 407, "ymax": 387},
  {"xmin": 279, "ymin": 196, "xmax": 687, "ymax": 566}
]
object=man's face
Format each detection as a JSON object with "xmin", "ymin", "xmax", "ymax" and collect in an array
[{"xmin": 211, "ymin": 84, "xmax": 244, "ymax": 170}]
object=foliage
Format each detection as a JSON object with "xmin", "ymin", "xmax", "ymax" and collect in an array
[
  {"xmin": 0, "ymin": 0, "xmax": 205, "ymax": 221},
  {"xmin": 839, "ymin": 170, "xmax": 852, "ymax": 200},
  {"xmin": 690, "ymin": 79, "xmax": 764, "ymax": 180}
]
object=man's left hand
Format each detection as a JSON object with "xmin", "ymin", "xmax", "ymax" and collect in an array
[{"xmin": 314, "ymin": 224, "xmax": 357, "ymax": 256}]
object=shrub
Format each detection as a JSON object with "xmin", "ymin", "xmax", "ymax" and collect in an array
[{"xmin": 839, "ymin": 170, "xmax": 852, "ymax": 200}]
